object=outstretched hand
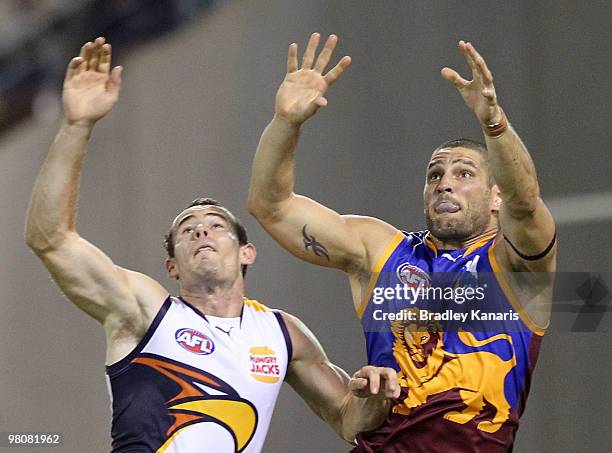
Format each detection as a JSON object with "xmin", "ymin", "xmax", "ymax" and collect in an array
[
  {"xmin": 275, "ymin": 33, "xmax": 351, "ymax": 126},
  {"xmin": 441, "ymin": 41, "xmax": 502, "ymax": 125},
  {"xmin": 349, "ymin": 365, "xmax": 400, "ymax": 400},
  {"xmin": 63, "ymin": 37, "xmax": 123, "ymax": 126}
]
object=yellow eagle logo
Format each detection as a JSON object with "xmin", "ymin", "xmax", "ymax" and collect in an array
[{"xmin": 134, "ymin": 356, "xmax": 257, "ymax": 452}]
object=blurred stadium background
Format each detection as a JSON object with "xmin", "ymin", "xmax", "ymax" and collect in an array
[
  {"xmin": 0, "ymin": 0, "xmax": 218, "ymax": 134},
  {"xmin": 0, "ymin": 1, "xmax": 610, "ymax": 452}
]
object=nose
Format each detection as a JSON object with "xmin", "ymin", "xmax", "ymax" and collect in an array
[
  {"xmin": 193, "ymin": 224, "xmax": 208, "ymax": 238},
  {"xmin": 436, "ymin": 173, "xmax": 454, "ymax": 194}
]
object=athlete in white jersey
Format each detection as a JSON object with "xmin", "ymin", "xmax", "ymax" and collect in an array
[{"xmin": 25, "ymin": 38, "xmax": 400, "ymax": 453}]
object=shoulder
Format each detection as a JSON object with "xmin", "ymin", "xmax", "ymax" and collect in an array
[
  {"xmin": 276, "ymin": 311, "xmax": 309, "ymax": 342},
  {"xmin": 341, "ymin": 215, "xmax": 403, "ymax": 273},
  {"xmin": 121, "ymin": 268, "xmax": 169, "ymax": 305},
  {"xmin": 276, "ymin": 311, "xmax": 326, "ymax": 363},
  {"xmin": 111, "ymin": 267, "xmax": 169, "ymax": 331},
  {"xmin": 243, "ymin": 298, "xmax": 274, "ymax": 312}
]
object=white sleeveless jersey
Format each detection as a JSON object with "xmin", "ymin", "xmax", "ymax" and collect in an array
[{"xmin": 106, "ymin": 296, "xmax": 292, "ymax": 453}]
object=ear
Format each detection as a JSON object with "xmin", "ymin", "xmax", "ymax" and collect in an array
[
  {"xmin": 165, "ymin": 258, "xmax": 179, "ymax": 280},
  {"xmin": 240, "ymin": 243, "xmax": 257, "ymax": 266},
  {"xmin": 490, "ymin": 184, "xmax": 502, "ymax": 214}
]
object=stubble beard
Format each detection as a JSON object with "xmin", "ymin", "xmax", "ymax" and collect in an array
[{"xmin": 425, "ymin": 197, "xmax": 492, "ymax": 243}]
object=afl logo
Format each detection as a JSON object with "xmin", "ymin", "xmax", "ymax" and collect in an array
[
  {"xmin": 175, "ymin": 328, "xmax": 215, "ymax": 355},
  {"xmin": 396, "ymin": 263, "xmax": 430, "ymax": 289}
]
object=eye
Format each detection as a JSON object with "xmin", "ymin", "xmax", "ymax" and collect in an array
[
  {"xmin": 459, "ymin": 170, "xmax": 473, "ymax": 178},
  {"xmin": 212, "ymin": 223, "xmax": 225, "ymax": 230},
  {"xmin": 428, "ymin": 172, "xmax": 441, "ymax": 181},
  {"xmin": 181, "ymin": 226, "xmax": 194, "ymax": 234}
]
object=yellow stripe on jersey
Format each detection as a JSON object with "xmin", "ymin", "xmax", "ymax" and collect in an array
[
  {"xmin": 424, "ymin": 230, "xmax": 496, "ymax": 258},
  {"xmin": 464, "ymin": 231, "xmax": 498, "ymax": 257},
  {"xmin": 424, "ymin": 231, "xmax": 439, "ymax": 257},
  {"xmin": 357, "ymin": 230, "xmax": 405, "ymax": 319},
  {"xmin": 244, "ymin": 298, "xmax": 270, "ymax": 312},
  {"xmin": 488, "ymin": 238, "xmax": 547, "ymax": 336}
]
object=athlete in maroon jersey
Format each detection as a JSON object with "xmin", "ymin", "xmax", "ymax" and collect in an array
[{"xmin": 248, "ymin": 33, "xmax": 556, "ymax": 452}]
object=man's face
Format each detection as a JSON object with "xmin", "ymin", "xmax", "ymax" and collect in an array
[
  {"xmin": 166, "ymin": 206, "xmax": 253, "ymax": 283},
  {"xmin": 423, "ymin": 147, "xmax": 498, "ymax": 242}
]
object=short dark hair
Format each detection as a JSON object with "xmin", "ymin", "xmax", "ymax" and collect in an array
[
  {"xmin": 164, "ymin": 198, "xmax": 249, "ymax": 277},
  {"xmin": 434, "ymin": 138, "xmax": 488, "ymax": 156},
  {"xmin": 432, "ymin": 138, "xmax": 493, "ymax": 186}
]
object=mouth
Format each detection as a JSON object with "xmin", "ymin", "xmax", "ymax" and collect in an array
[
  {"xmin": 434, "ymin": 199, "xmax": 461, "ymax": 214},
  {"xmin": 194, "ymin": 244, "xmax": 216, "ymax": 256}
]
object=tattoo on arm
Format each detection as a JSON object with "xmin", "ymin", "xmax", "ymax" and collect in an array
[{"xmin": 302, "ymin": 224, "xmax": 330, "ymax": 261}]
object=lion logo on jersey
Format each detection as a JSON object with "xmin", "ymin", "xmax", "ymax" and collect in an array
[{"xmin": 390, "ymin": 308, "xmax": 517, "ymax": 433}]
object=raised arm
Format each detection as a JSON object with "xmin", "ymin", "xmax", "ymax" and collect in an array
[
  {"xmin": 248, "ymin": 33, "xmax": 397, "ymax": 273},
  {"xmin": 442, "ymin": 41, "xmax": 556, "ymax": 272},
  {"xmin": 25, "ymin": 38, "xmax": 166, "ymax": 334},
  {"xmin": 282, "ymin": 312, "xmax": 399, "ymax": 442}
]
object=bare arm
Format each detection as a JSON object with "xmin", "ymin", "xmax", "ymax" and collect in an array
[
  {"xmin": 25, "ymin": 38, "xmax": 166, "ymax": 330},
  {"xmin": 442, "ymin": 41, "xmax": 556, "ymax": 272},
  {"xmin": 282, "ymin": 312, "xmax": 399, "ymax": 442},
  {"xmin": 248, "ymin": 33, "xmax": 397, "ymax": 273}
]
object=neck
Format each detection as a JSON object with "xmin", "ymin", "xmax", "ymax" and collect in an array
[
  {"xmin": 179, "ymin": 278, "xmax": 245, "ymax": 317},
  {"xmin": 430, "ymin": 226, "xmax": 498, "ymax": 251}
]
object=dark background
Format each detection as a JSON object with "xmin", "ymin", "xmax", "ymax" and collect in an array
[{"xmin": 1, "ymin": 1, "xmax": 610, "ymax": 451}]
